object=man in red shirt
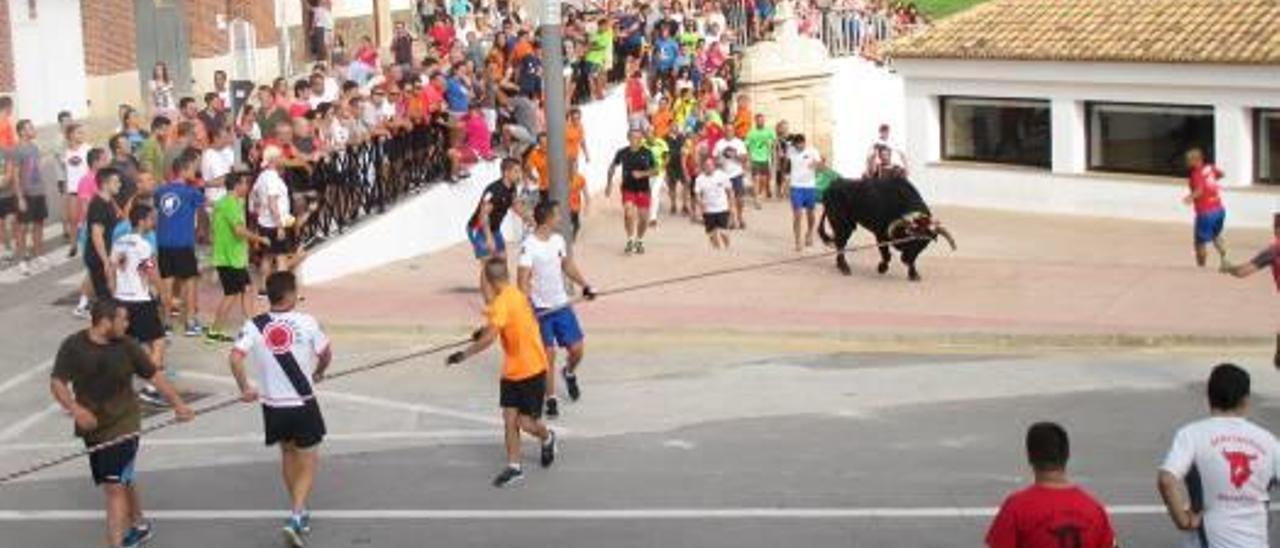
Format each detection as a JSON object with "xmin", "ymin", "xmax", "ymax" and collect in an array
[
  {"xmin": 1183, "ymin": 148, "xmax": 1229, "ymax": 269},
  {"xmin": 986, "ymin": 422, "xmax": 1116, "ymax": 548}
]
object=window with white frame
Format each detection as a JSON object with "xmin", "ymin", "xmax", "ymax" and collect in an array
[
  {"xmin": 940, "ymin": 97, "xmax": 1051, "ymax": 168},
  {"xmin": 1087, "ymin": 102, "xmax": 1214, "ymax": 177},
  {"xmin": 1257, "ymin": 109, "xmax": 1280, "ymax": 185}
]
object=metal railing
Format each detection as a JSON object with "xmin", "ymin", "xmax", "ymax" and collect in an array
[{"xmin": 727, "ymin": 7, "xmax": 923, "ymax": 60}]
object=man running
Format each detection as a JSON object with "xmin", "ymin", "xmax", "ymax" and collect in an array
[
  {"xmin": 154, "ymin": 152, "xmax": 206, "ymax": 336},
  {"xmin": 745, "ymin": 113, "xmax": 776, "ymax": 203},
  {"xmin": 50, "ymin": 298, "xmax": 193, "ymax": 548},
  {"xmin": 518, "ymin": 201, "xmax": 596, "ymax": 419},
  {"xmin": 693, "ymin": 157, "xmax": 733, "ymax": 250},
  {"xmin": 986, "ymin": 422, "xmax": 1115, "ymax": 547},
  {"xmin": 447, "ymin": 258, "xmax": 557, "ymax": 488},
  {"xmin": 713, "ymin": 131, "xmax": 747, "ymax": 229},
  {"xmin": 230, "ymin": 271, "xmax": 332, "ymax": 547},
  {"xmin": 606, "ymin": 129, "xmax": 657, "ymax": 255},
  {"xmin": 1183, "ymin": 148, "xmax": 1229, "ymax": 269},
  {"xmin": 467, "ymin": 158, "xmax": 524, "ymax": 296},
  {"xmin": 1221, "ymin": 212, "xmax": 1280, "ymax": 368},
  {"xmin": 1158, "ymin": 363, "xmax": 1278, "ymax": 548}
]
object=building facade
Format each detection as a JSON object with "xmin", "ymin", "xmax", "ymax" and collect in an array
[
  {"xmin": 0, "ymin": 0, "xmax": 416, "ymax": 123},
  {"xmin": 890, "ymin": 0, "xmax": 1280, "ymax": 227}
]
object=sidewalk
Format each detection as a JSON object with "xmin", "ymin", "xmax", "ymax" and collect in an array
[{"xmin": 294, "ymin": 198, "xmax": 1277, "ymax": 342}]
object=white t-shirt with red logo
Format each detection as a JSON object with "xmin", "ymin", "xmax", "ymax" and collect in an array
[
  {"xmin": 232, "ymin": 311, "xmax": 330, "ymax": 408},
  {"xmin": 110, "ymin": 233, "xmax": 155, "ymax": 303},
  {"xmin": 1160, "ymin": 416, "xmax": 1280, "ymax": 548}
]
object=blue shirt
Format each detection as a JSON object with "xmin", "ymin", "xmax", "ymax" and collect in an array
[
  {"xmin": 445, "ymin": 77, "xmax": 470, "ymax": 113},
  {"xmin": 154, "ymin": 182, "xmax": 205, "ymax": 249},
  {"xmin": 654, "ymin": 38, "xmax": 678, "ymax": 71},
  {"xmin": 517, "ymin": 56, "xmax": 542, "ymax": 96}
]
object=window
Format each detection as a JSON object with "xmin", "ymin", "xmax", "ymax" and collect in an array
[
  {"xmin": 1087, "ymin": 102, "xmax": 1214, "ymax": 177},
  {"xmin": 941, "ymin": 97, "xmax": 1051, "ymax": 168},
  {"xmin": 1257, "ymin": 109, "xmax": 1280, "ymax": 185}
]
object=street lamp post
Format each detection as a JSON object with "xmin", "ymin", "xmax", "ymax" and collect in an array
[{"xmin": 540, "ymin": 0, "xmax": 573, "ymax": 245}]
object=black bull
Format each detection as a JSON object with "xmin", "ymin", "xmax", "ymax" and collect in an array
[{"xmin": 817, "ymin": 176, "xmax": 956, "ymax": 281}]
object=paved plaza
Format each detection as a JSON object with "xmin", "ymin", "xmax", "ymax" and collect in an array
[{"xmin": 0, "ymin": 200, "xmax": 1275, "ymax": 546}]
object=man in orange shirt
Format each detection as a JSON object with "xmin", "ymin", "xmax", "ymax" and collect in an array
[
  {"xmin": 525, "ymin": 133, "xmax": 550, "ymax": 198},
  {"xmin": 568, "ymin": 161, "xmax": 589, "ymax": 238},
  {"xmin": 0, "ymin": 96, "xmax": 16, "ymax": 262},
  {"xmin": 732, "ymin": 95, "xmax": 752, "ymax": 140},
  {"xmin": 565, "ymin": 108, "xmax": 590, "ymax": 165},
  {"xmin": 448, "ymin": 258, "xmax": 557, "ymax": 488}
]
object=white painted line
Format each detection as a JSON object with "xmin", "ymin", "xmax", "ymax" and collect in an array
[
  {"xmin": 0, "ymin": 253, "xmax": 70, "ymax": 284},
  {"xmin": 0, "ymin": 504, "xmax": 1261, "ymax": 522},
  {"xmin": 0, "ymin": 404, "xmax": 62, "ymax": 442},
  {"xmin": 0, "ymin": 359, "xmax": 51, "ymax": 396},
  {"xmin": 179, "ymin": 371, "xmax": 505, "ymax": 427},
  {"xmin": 0, "ymin": 429, "xmax": 496, "ymax": 452}
]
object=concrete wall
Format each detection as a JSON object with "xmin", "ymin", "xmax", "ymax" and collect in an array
[
  {"xmin": 301, "ymin": 88, "xmax": 630, "ymax": 284},
  {"xmin": 887, "ymin": 59, "xmax": 1280, "ymax": 227},
  {"xmin": 8, "ymin": 0, "xmax": 89, "ymax": 120}
]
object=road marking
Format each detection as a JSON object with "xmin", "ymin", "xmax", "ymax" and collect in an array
[
  {"xmin": 0, "ymin": 404, "xmax": 61, "ymax": 442},
  {"xmin": 0, "ymin": 505, "xmax": 1266, "ymax": 521},
  {"xmin": 0, "ymin": 359, "xmax": 51, "ymax": 396},
  {"xmin": 178, "ymin": 371, "xmax": 504, "ymax": 426},
  {"xmin": 0, "ymin": 429, "xmax": 496, "ymax": 452},
  {"xmin": 0, "ymin": 253, "xmax": 71, "ymax": 284}
]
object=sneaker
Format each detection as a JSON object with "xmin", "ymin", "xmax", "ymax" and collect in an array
[
  {"xmin": 121, "ymin": 520, "xmax": 153, "ymax": 547},
  {"xmin": 298, "ymin": 511, "xmax": 312, "ymax": 534},
  {"xmin": 492, "ymin": 466, "xmax": 525, "ymax": 488},
  {"xmin": 282, "ymin": 515, "xmax": 307, "ymax": 547},
  {"xmin": 72, "ymin": 304, "xmax": 90, "ymax": 319},
  {"xmin": 634, "ymin": 241, "xmax": 646, "ymax": 255},
  {"xmin": 138, "ymin": 385, "xmax": 168, "ymax": 407},
  {"xmin": 67, "ymin": 245, "xmax": 77, "ymax": 259},
  {"xmin": 204, "ymin": 330, "xmax": 235, "ymax": 344},
  {"xmin": 183, "ymin": 323, "xmax": 203, "ymax": 337},
  {"xmin": 563, "ymin": 371, "xmax": 581, "ymax": 401},
  {"xmin": 624, "ymin": 240, "xmax": 635, "ymax": 255},
  {"xmin": 545, "ymin": 397, "xmax": 559, "ymax": 419},
  {"xmin": 540, "ymin": 430, "xmax": 557, "ymax": 468}
]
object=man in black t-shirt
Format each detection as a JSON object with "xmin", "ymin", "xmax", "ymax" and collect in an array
[
  {"xmin": 467, "ymin": 158, "xmax": 524, "ymax": 296},
  {"xmin": 607, "ymin": 129, "xmax": 657, "ymax": 255},
  {"xmin": 84, "ymin": 168, "xmax": 123, "ymax": 299}
]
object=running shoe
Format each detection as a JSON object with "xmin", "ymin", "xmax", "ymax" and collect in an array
[
  {"xmin": 72, "ymin": 304, "xmax": 90, "ymax": 319},
  {"xmin": 624, "ymin": 240, "xmax": 635, "ymax": 255},
  {"xmin": 298, "ymin": 511, "xmax": 312, "ymax": 533},
  {"xmin": 204, "ymin": 330, "xmax": 235, "ymax": 344},
  {"xmin": 183, "ymin": 323, "xmax": 203, "ymax": 337},
  {"xmin": 492, "ymin": 466, "xmax": 525, "ymax": 488},
  {"xmin": 121, "ymin": 520, "xmax": 153, "ymax": 547},
  {"xmin": 540, "ymin": 430, "xmax": 557, "ymax": 468},
  {"xmin": 563, "ymin": 370, "xmax": 581, "ymax": 401},
  {"xmin": 545, "ymin": 397, "xmax": 559, "ymax": 419},
  {"xmin": 282, "ymin": 515, "xmax": 307, "ymax": 547},
  {"xmin": 138, "ymin": 385, "xmax": 168, "ymax": 407},
  {"xmin": 634, "ymin": 241, "xmax": 646, "ymax": 255}
]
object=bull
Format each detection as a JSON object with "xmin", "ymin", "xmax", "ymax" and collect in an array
[{"xmin": 817, "ymin": 176, "xmax": 956, "ymax": 281}]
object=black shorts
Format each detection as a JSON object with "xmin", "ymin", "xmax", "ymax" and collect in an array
[
  {"xmin": 86, "ymin": 262, "xmax": 111, "ymax": 299},
  {"xmin": 217, "ymin": 267, "xmax": 251, "ymax": 296},
  {"xmin": 703, "ymin": 211, "xmax": 730, "ymax": 233},
  {"xmin": 88, "ymin": 437, "xmax": 138, "ymax": 485},
  {"xmin": 158, "ymin": 247, "xmax": 199, "ymax": 279},
  {"xmin": 499, "ymin": 372, "xmax": 546, "ymax": 418},
  {"xmin": 0, "ymin": 196, "xmax": 14, "ymax": 218},
  {"xmin": 19, "ymin": 195, "xmax": 47, "ymax": 223},
  {"xmin": 123, "ymin": 299, "xmax": 165, "ymax": 343},
  {"xmin": 263, "ymin": 400, "xmax": 326, "ymax": 449},
  {"xmin": 751, "ymin": 161, "xmax": 771, "ymax": 177},
  {"xmin": 259, "ymin": 226, "xmax": 292, "ymax": 255}
]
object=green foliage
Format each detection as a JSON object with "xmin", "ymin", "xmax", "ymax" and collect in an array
[{"xmin": 912, "ymin": 0, "xmax": 989, "ymax": 20}]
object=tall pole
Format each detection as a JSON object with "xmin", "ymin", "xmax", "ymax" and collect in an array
[{"xmin": 541, "ymin": 0, "xmax": 573, "ymax": 246}]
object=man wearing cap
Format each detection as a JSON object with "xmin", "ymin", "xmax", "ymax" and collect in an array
[
  {"xmin": 1222, "ymin": 212, "xmax": 1280, "ymax": 368},
  {"xmin": 252, "ymin": 147, "xmax": 292, "ymax": 287}
]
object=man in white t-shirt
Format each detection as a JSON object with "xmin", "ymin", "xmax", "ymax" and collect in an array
[
  {"xmin": 230, "ymin": 271, "xmax": 331, "ymax": 547},
  {"xmin": 517, "ymin": 201, "xmax": 595, "ymax": 419},
  {"xmin": 1158, "ymin": 363, "xmax": 1279, "ymax": 548},
  {"xmin": 252, "ymin": 147, "xmax": 292, "ymax": 284},
  {"xmin": 60, "ymin": 123, "xmax": 91, "ymax": 256},
  {"xmin": 868, "ymin": 123, "xmax": 909, "ymax": 173},
  {"xmin": 693, "ymin": 157, "xmax": 732, "ymax": 249},
  {"xmin": 201, "ymin": 126, "xmax": 236, "ymax": 206},
  {"xmin": 787, "ymin": 134, "xmax": 822, "ymax": 251},
  {"xmin": 111, "ymin": 204, "xmax": 172, "ymax": 407},
  {"xmin": 713, "ymin": 135, "xmax": 747, "ymax": 229}
]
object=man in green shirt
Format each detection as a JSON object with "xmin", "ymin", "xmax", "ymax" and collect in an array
[
  {"xmin": 134, "ymin": 117, "xmax": 170, "ymax": 180},
  {"xmin": 207, "ymin": 172, "xmax": 269, "ymax": 343},
  {"xmin": 644, "ymin": 131, "xmax": 670, "ymax": 227},
  {"xmin": 585, "ymin": 19, "xmax": 614, "ymax": 100},
  {"xmin": 745, "ymin": 113, "xmax": 777, "ymax": 201}
]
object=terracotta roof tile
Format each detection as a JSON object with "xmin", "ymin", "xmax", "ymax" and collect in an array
[{"xmin": 890, "ymin": 0, "xmax": 1280, "ymax": 65}]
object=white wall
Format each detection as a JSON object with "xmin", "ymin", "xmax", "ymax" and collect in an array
[
  {"xmin": 8, "ymin": 0, "xmax": 89, "ymax": 120},
  {"xmin": 828, "ymin": 57, "xmax": 905, "ymax": 176},
  {"xmin": 301, "ymin": 88, "xmax": 630, "ymax": 284},
  {"xmin": 887, "ymin": 59, "xmax": 1280, "ymax": 227}
]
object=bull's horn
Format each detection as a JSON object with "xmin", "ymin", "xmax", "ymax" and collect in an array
[{"xmin": 935, "ymin": 225, "xmax": 957, "ymax": 251}]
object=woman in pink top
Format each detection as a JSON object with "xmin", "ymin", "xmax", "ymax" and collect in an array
[{"xmin": 462, "ymin": 104, "xmax": 494, "ymax": 161}]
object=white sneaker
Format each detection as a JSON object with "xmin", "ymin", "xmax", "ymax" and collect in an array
[{"xmin": 72, "ymin": 305, "xmax": 89, "ymax": 319}]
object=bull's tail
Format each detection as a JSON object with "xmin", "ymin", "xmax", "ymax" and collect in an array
[{"xmin": 817, "ymin": 208, "xmax": 834, "ymax": 246}]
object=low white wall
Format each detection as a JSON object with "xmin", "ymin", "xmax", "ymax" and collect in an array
[
  {"xmin": 828, "ymin": 57, "xmax": 905, "ymax": 176},
  {"xmin": 301, "ymin": 88, "xmax": 630, "ymax": 284}
]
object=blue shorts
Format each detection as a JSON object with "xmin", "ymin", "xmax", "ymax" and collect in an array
[
  {"xmin": 467, "ymin": 226, "xmax": 505, "ymax": 259},
  {"xmin": 731, "ymin": 175, "xmax": 746, "ymax": 195},
  {"xmin": 1194, "ymin": 209, "xmax": 1226, "ymax": 244},
  {"xmin": 536, "ymin": 306, "xmax": 585, "ymax": 349},
  {"xmin": 790, "ymin": 187, "xmax": 817, "ymax": 210}
]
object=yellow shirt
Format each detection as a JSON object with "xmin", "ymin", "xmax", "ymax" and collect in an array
[{"xmin": 486, "ymin": 285, "xmax": 548, "ymax": 381}]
